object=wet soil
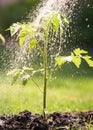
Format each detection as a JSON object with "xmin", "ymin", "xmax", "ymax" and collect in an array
[{"xmin": 0, "ymin": 110, "xmax": 93, "ymax": 130}]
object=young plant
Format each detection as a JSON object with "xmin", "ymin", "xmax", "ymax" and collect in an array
[{"xmin": 8, "ymin": 12, "xmax": 93, "ymax": 118}]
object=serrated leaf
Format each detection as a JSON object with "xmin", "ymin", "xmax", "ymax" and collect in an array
[
  {"xmin": 21, "ymin": 23, "xmax": 36, "ymax": 37},
  {"xmin": 87, "ymin": 60, "xmax": 93, "ymax": 67},
  {"xmin": 19, "ymin": 23, "xmax": 36, "ymax": 47},
  {"xmin": 29, "ymin": 39, "xmax": 37, "ymax": 50},
  {"xmin": 83, "ymin": 55, "xmax": 91, "ymax": 60},
  {"xmin": 74, "ymin": 48, "xmax": 88, "ymax": 55},
  {"xmin": 83, "ymin": 55, "xmax": 93, "ymax": 67},
  {"xmin": 19, "ymin": 30, "xmax": 27, "ymax": 47},
  {"xmin": 0, "ymin": 34, "xmax": 5, "ymax": 44},
  {"xmin": 61, "ymin": 15, "xmax": 69, "ymax": 24},
  {"xmin": 55, "ymin": 56, "xmax": 72, "ymax": 67},
  {"xmin": 72, "ymin": 56, "xmax": 81, "ymax": 68},
  {"xmin": 50, "ymin": 14, "xmax": 60, "ymax": 32},
  {"xmin": 55, "ymin": 57, "xmax": 66, "ymax": 66}
]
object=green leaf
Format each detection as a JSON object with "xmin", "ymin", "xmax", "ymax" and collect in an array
[
  {"xmin": 21, "ymin": 23, "xmax": 36, "ymax": 37},
  {"xmin": 74, "ymin": 48, "xmax": 88, "ymax": 55},
  {"xmin": 72, "ymin": 56, "xmax": 81, "ymax": 68},
  {"xmin": 87, "ymin": 60, "xmax": 93, "ymax": 67},
  {"xmin": 55, "ymin": 56, "xmax": 72, "ymax": 67},
  {"xmin": 19, "ymin": 23, "xmax": 36, "ymax": 47},
  {"xmin": 9, "ymin": 23, "xmax": 36, "ymax": 47},
  {"xmin": 55, "ymin": 48, "xmax": 93, "ymax": 68},
  {"xmin": 7, "ymin": 69, "xmax": 20, "ymax": 76},
  {"xmin": 0, "ymin": 34, "xmax": 5, "ymax": 44},
  {"xmin": 50, "ymin": 14, "xmax": 60, "ymax": 32},
  {"xmin": 63, "ymin": 17, "xmax": 69, "ymax": 24},
  {"xmin": 19, "ymin": 30, "xmax": 27, "ymax": 47},
  {"xmin": 55, "ymin": 57, "xmax": 66, "ymax": 66},
  {"xmin": 83, "ymin": 55, "xmax": 93, "ymax": 67},
  {"xmin": 9, "ymin": 23, "xmax": 21, "ymax": 36},
  {"xmin": 61, "ymin": 15, "xmax": 69, "ymax": 24},
  {"xmin": 29, "ymin": 39, "xmax": 37, "ymax": 50},
  {"xmin": 83, "ymin": 55, "xmax": 91, "ymax": 60}
]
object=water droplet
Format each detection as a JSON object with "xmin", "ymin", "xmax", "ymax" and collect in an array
[
  {"xmin": 87, "ymin": 4, "xmax": 90, "ymax": 8},
  {"xmin": 85, "ymin": 18, "xmax": 88, "ymax": 21},
  {"xmin": 87, "ymin": 25, "xmax": 90, "ymax": 28}
]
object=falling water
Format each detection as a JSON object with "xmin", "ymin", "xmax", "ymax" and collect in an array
[{"xmin": 4, "ymin": 0, "xmax": 87, "ymax": 74}]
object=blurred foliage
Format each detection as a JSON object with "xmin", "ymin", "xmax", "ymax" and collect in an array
[
  {"xmin": 0, "ymin": 0, "xmax": 42, "ymax": 35},
  {"xmin": 68, "ymin": 0, "xmax": 93, "ymax": 50},
  {"xmin": 79, "ymin": 1, "xmax": 93, "ymax": 50},
  {"xmin": 0, "ymin": 0, "xmax": 93, "ymax": 50},
  {"xmin": 0, "ymin": 45, "xmax": 15, "ymax": 71}
]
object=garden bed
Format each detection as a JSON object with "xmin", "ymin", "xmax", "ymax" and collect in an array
[{"xmin": 0, "ymin": 110, "xmax": 93, "ymax": 130}]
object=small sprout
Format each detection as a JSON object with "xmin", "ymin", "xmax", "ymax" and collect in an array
[{"xmin": 8, "ymin": 12, "xmax": 93, "ymax": 119}]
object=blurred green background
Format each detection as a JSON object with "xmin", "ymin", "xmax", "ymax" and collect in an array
[
  {"xmin": 0, "ymin": 0, "xmax": 93, "ymax": 49},
  {"xmin": 0, "ymin": 0, "xmax": 41, "ymax": 35},
  {"xmin": 0, "ymin": 0, "xmax": 93, "ymax": 74},
  {"xmin": 0, "ymin": 0, "xmax": 93, "ymax": 48}
]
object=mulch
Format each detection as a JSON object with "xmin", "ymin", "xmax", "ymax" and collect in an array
[{"xmin": 0, "ymin": 110, "xmax": 93, "ymax": 130}]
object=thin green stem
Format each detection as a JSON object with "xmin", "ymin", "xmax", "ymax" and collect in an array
[{"xmin": 43, "ymin": 37, "xmax": 48, "ymax": 118}]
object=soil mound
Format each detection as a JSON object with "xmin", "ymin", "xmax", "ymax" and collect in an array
[{"xmin": 0, "ymin": 110, "xmax": 93, "ymax": 130}]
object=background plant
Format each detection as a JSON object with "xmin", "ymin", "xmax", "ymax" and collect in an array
[{"xmin": 8, "ymin": 12, "xmax": 93, "ymax": 118}]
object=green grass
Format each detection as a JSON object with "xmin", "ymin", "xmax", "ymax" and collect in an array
[{"xmin": 0, "ymin": 74, "xmax": 93, "ymax": 115}]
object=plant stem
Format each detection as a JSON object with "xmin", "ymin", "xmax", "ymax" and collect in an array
[{"xmin": 43, "ymin": 37, "xmax": 48, "ymax": 119}]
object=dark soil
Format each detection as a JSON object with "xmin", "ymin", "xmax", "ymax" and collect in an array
[{"xmin": 0, "ymin": 110, "xmax": 93, "ymax": 130}]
